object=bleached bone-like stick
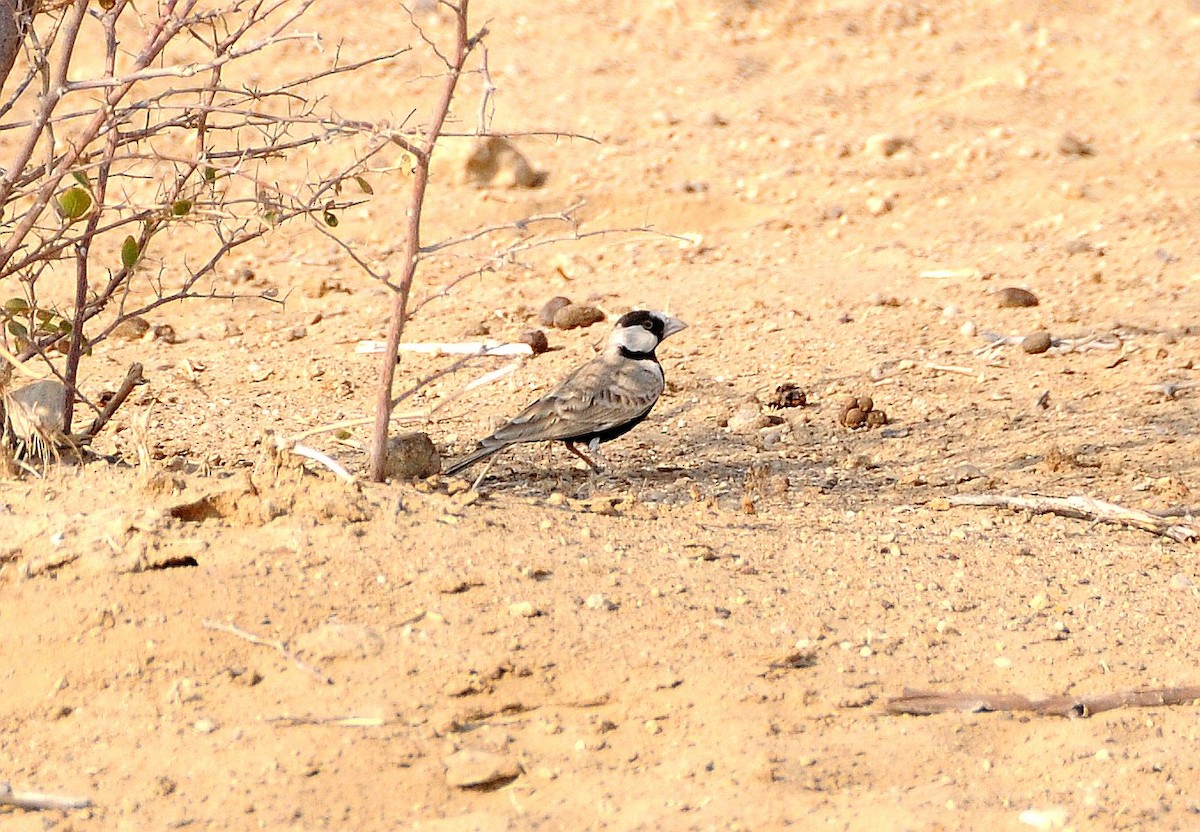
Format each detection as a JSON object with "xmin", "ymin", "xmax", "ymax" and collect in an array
[
  {"xmin": 355, "ymin": 340, "xmax": 533, "ymax": 357},
  {"xmin": 0, "ymin": 781, "xmax": 92, "ymax": 811},
  {"xmin": 203, "ymin": 619, "xmax": 333, "ymax": 685},
  {"xmin": 289, "ymin": 442, "xmax": 355, "ymax": 485},
  {"xmin": 947, "ymin": 493, "xmax": 1198, "ymax": 543},
  {"xmin": 887, "ymin": 685, "xmax": 1200, "ymax": 718}
]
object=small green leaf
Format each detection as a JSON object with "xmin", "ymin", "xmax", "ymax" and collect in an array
[
  {"xmin": 58, "ymin": 186, "xmax": 92, "ymax": 219},
  {"xmin": 171, "ymin": 199, "xmax": 193, "ymax": 216},
  {"xmin": 3, "ymin": 298, "xmax": 29, "ymax": 314},
  {"xmin": 203, "ymin": 167, "xmax": 217, "ymax": 183},
  {"xmin": 121, "ymin": 235, "xmax": 140, "ymax": 268},
  {"xmin": 323, "ymin": 211, "xmax": 339, "ymax": 228},
  {"xmin": 353, "ymin": 176, "xmax": 373, "ymax": 195},
  {"xmin": 35, "ymin": 309, "xmax": 54, "ymax": 323},
  {"xmin": 334, "ymin": 429, "xmax": 352, "ymax": 440},
  {"xmin": 7, "ymin": 320, "xmax": 27, "ymax": 338},
  {"xmin": 262, "ymin": 210, "xmax": 279, "ymax": 224},
  {"xmin": 71, "ymin": 170, "xmax": 91, "ymax": 189},
  {"xmin": 58, "ymin": 319, "xmax": 73, "ymax": 334}
]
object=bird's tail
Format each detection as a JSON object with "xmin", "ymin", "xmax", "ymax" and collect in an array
[{"xmin": 443, "ymin": 443, "xmax": 504, "ymax": 477}]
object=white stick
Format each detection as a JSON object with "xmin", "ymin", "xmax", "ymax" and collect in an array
[
  {"xmin": 355, "ymin": 340, "xmax": 533, "ymax": 357},
  {"xmin": 926, "ymin": 362, "xmax": 982, "ymax": 377},
  {"xmin": 0, "ymin": 781, "xmax": 92, "ymax": 811},
  {"xmin": 463, "ymin": 360, "xmax": 522, "ymax": 391},
  {"xmin": 290, "ymin": 442, "xmax": 356, "ymax": 484}
]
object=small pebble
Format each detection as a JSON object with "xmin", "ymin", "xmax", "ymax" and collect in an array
[
  {"xmin": 1058, "ymin": 132, "xmax": 1095, "ymax": 157},
  {"xmin": 996, "ymin": 287, "xmax": 1039, "ymax": 308},
  {"xmin": 383, "ymin": 432, "xmax": 441, "ymax": 480},
  {"xmin": 1169, "ymin": 573, "xmax": 1195, "ymax": 591},
  {"xmin": 728, "ymin": 401, "xmax": 771, "ymax": 432},
  {"xmin": 443, "ymin": 749, "xmax": 521, "ymax": 789},
  {"xmin": 553, "ymin": 304, "xmax": 605, "ymax": 330},
  {"xmin": 508, "ymin": 601, "xmax": 538, "ymax": 618},
  {"xmin": 585, "ymin": 594, "xmax": 617, "ymax": 611},
  {"xmin": 865, "ymin": 195, "xmax": 894, "ymax": 216},
  {"xmin": 111, "ymin": 316, "xmax": 150, "ymax": 341},
  {"xmin": 538, "ymin": 296, "xmax": 572, "ymax": 326},
  {"xmin": 1021, "ymin": 331, "xmax": 1053, "ymax": 354},
  {"xmin": 518, "ymin": 329, "xmax": 549, "ymax": 355},
  {"xmin": 863, "ymin": 133, "xmax": 910, "ymax": 158}
]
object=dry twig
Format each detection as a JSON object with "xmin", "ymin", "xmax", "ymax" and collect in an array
[
  {"xmin": 946, "ymin": 493, "xmax": 1198, "ymax": 543},
  {"xmin": 202, "ymin": 619, "xmax": 333, "ymax": 685},
  {"xmin": 0, "ymin": 780, "xmax": 92, "ymax": 811},
  {"xmin": 887, "ymin": 686, "xmax": 1200, "ymax": 718}
]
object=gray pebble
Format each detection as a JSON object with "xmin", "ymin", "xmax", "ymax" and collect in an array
[
  {"xmin": 538, "ymin": 296, "xmax": 572, "ymax": 326},
  {"xmin": 553, "ymin": 304, "xmax": 606, "ymax": 330},
  {"xmin": 996, "ymin": 287, "xmax": 1039, "ymax": 308},
  {"xmin": 1021, "ymin": 331, "xmax": 1053, "ymax": 354}
]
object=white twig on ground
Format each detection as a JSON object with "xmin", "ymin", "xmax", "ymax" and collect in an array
[
  {"xmin": 946, "ymin": 493, "xmax": 1198, "ymax": 543},
  {"xmin": 289, "ymin": 442, "xmax": 356, "ymax": 484},
  {"xmin": 355, "ymin": 340, "xmax": 534, "ymax": 357},
  {"xmin": 202, "ymin": 619, "xmax": 333, "ymax": 685},
  {"xmin": 0, "ymin": 781, "xmax": 92, "ymax": 811},
  {"xmin": 887, "ymin": 685, "xmax": 1200, "ymax": 718}
]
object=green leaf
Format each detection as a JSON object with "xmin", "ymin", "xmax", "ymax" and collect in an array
[
  {"xmin": 71, "ymin": 170, "xmax": 91, "ymax": 189},
  {"xmin": 57, "ymin": 319, "xmax": 73, "ymax": 334},
  {"xmin": 323, "ymin": 211, "xmax": 339, "ymax": 228},
  {"xmin": 6, "ymin": 320, "xmax": 27, "ymax": 338},
  {"xmin": 3, "ymin": 298, "xmax": 29, "ymax": 314},
  {"xmin": 121, "ymin": 235, "xmax": 140, "ymax": 268},
  {"xmin": 203, "ymin": 167, "xmax": 217, "ymax": 183},
  {"xmin": 171, "ymin": 199, "xmax": 193, "ymax": 217},
  {"xmin": 58, "ymin": 187, "xmax": 92, "ymax": 219},
  {"xmin": 353, "ymin": 176, "xmax": 373, "ymax": 195},
  {"xmin": 35, "ymin": 309, "xmax": 54, "ymax": 323}
]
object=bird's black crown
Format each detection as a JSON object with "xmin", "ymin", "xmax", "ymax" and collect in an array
[{"xmin": 615, "ymin": 310, "xmax": 665, "ymax": 340}]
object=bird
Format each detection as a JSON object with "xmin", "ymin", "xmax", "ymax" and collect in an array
[{"xmin": 444, "ymin": 309, "xmax": 687, "ymax": 477}]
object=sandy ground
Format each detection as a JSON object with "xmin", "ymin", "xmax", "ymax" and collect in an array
[{"xmin": 3, "ymin": 0, "xmax": 1200, "ymax": 829}]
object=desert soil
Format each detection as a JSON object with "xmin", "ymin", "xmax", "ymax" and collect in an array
[{"xmin": 3, "ymin": 0, "xmax": 1200, "ymax": 830}]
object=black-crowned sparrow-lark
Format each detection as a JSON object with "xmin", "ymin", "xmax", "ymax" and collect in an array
[{"xmin": 444, "ymin": 310, "xmax": 686, "ymax": 476}]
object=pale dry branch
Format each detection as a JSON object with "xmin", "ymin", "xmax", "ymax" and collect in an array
[
  {"xmin": 356, "ymin": 340, "xmax": 533, "ymax": 357},
  {"xmin": 417, "ymin": 199, "xmax": 585, "ymax": 255},
  {"xmin": 946, "ymin": 493, "xmax": 1198, "ymax": 543},
  {"xmin": 203, "ymin": 619, "xmax": 333, "ymax": 685},
  {"xmin": 887, "ymin": 685, "xmax": 1200, "ymax": 718},
  {"xmin": 288, "ymin": 441, "xmax": 356, "ymax": 484},
  {"xmin": 0, "ymin": 780, "xmax": 92, "ymax": 811}
]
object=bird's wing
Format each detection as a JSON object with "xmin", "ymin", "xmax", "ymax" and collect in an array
[{"xmin": 484, "ymin": 356, "xmax": 663, "ymax": 445}]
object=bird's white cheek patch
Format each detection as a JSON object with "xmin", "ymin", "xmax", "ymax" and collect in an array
[{"xmin": 617, "ymin": 327, "xmax": 659, "ymax": 354}]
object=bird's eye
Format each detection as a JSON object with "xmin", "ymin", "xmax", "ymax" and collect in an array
[{"xmin": 642, "ymin": 321, "xmax": 654, "ymax": 330}]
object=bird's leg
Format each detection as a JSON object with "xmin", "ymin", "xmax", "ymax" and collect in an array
[
  {"xmin": 470, "ymin": 455, "xmax": 499, "ymax": 490},
  {"xmin": 564, "ymin": 441, "xmax": 602, "ymax": 473}
]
